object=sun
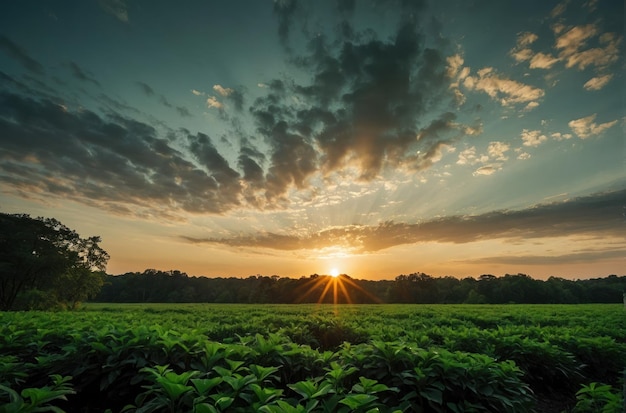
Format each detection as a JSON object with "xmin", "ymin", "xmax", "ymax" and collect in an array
[{"xmin": 330, "ymin": 268, "xmax": 340, "ymax": 277}]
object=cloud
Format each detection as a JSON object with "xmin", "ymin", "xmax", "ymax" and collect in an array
[
  {"xmin": 136, "ymin": 81, "xmax": 155, "ymax": 96},
  {"xmin": 509, "ymin": 32, "xmax": 538, "ymax": 63},
  {"xmin": 273, "ymin": 0, "xmax": 299, "ymax": 46},
  {"xmin": 213, "ymin": 85, "xmax": 233, "ymax": 97},
  {"xmin": 0, "ymin": 92, "xmax": 235, "ymax": 217},
  {"xmin": 446, "ymin": 54, "xmax": 469, "ymax": 105},
  {"xmin": 464, "ymin": 67, "xmax": 544, "ymax": 106},
  {"xmin": 511, "ymin": 48, "xmax": 533, "ymax": 62},
  {"xmin": 0, "ymin": 35, "xmax": 44, "ymax": 74},
  {"xmin": 0, "ymin": 3, "xmax": 505, "ymax": 216},
  {"xmin": 550, "ymin": 0, "xmax": 569, "ymax": 18},
  {"xmin": 176, "ymin": 106, "xmax": 192, "ymax": 118},
  {"xmin": 551, "ymin": 132, "xmax": 572, "ymax": 141},
  {"xmin": 555, "ymin": 25, "xmax": 622, "ymax": 70},
  {"xmin": 523, "ymin": 101, "xmax": 539, "ymax": 111},
  {"xmin": 456, "ymin": 145, "xmax": 489, "ymax": 166},
  {"xmin": 184, "ymin": 189, "xmax": 626, "ymax": 252},
  {"xmin": 187, "ymin": 133, "xmax": 242, "ymax": 207},
  {"xmin": 205, "ymin": 87, "xmax": 243, "ymax": 112},
  {"xmin": 510, "ymin": 32, "xmax": 541, "ymax": 64},
  {"xmin": 487, "ymin": 141, "xmax": 510, "ymax": 161},
  {"xmin": 472, "ymin": 164, "xmax": 501, "ymax": 176},
  {"xmin": 516, "ymin": 32, "xmax": 539, "ymax": 47},
  {"xmin": 206, "ymin": 96, "xmax": 223, "ymax": 109},
  {"xmin": 99, "ymin": 0, "xmax": 129, "ymax": 23},
  {"xmin": 568, "ymin": 114, "xmax": 618, "ymax": 139},
  {"xmin": 464, "ymin": 248, "xmax": 625, "ymax": 266},
  {"xmin": 521, "ymin": 129, "xmax": 547, "ymax": 147},
  {"xmin": 528, "ymin": 52, "xmax": 559, "ymax": 69},
  {"xmin": 446, "ymin": 54, "xmax": 464, "ymax": 79},
  {"xmin": 456, "ymin": 146, "xmax": 477, "ymax": 165},
  {"xmin": 555, "ymin": 24, "xmax": 598, "ymax": 55},
  {"xmin": 136, "ymin": 81, "xmax": 192, "ymax": 117},
  {"xmin": 249, "ymin": 3, "xmax": 461, "ymax": 191},
  {"xmin": 583, "ymin": 74, "xmax": 613, "ymax": 91},
  {"xmin": 67, "ymin": 61, "xmax": 100, "ymax": 86}
]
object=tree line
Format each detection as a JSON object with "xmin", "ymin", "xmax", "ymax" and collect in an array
[{"xmin": 94, "ymin": 269, "xmax": 626, "ymax": 305}]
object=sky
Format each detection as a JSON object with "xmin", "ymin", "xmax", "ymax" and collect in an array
[{"xmin": 0, "ymin": 0, "xmax": 624, "ymax": 281}]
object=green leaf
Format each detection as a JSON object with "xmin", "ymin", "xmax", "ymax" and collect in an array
[
  {"xmin": 0, "ymin": 384, "xmax": 21, "ymax": 404},
  {"xmin": 193, "ymin": 403, "xmax": 219, "ymax": 413},
  {"xmin": 155, "ymin": 378, "xmax": 193, "ymax": 400},
  {"xmin": 249, "ymin": 383, "xmax": 282, "ymax": 404},
  {"xmin": 213, "ymin": 396, "xmax": 234, "ymax": 410},
  {"xmin": 288, "ymin": 381, "xmax": 317, "ymax": 399},
  {"xmin": 164, "ymin": 370, "xmax": 198, "ymax": 385},
  {"xmin": 339, "ymin": 394, "xmax": 378, "ymax": 410},
  {"xmin": 249, "ymin": 364, "xmax": 280, "ymax": 381},
  {"xmin": 222, "ymin": 374, "xmax": 256, "ymax": 392},
  {"xmin": 21, "ymin": 388, "xmax": 72, "ymax": 406},
  {"xmin": 191, "ymin": 377, "xmax": 223, "ymax": 395}
]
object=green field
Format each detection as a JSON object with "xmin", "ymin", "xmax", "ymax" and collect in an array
[{"xmin": 1, "ymin": 304, "xmax": 624, "ymax": 412}]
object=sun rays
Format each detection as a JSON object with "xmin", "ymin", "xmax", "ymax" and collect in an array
[{"xmin": 296, "ymin": 273, "xmax": 382, "ymax": 307}]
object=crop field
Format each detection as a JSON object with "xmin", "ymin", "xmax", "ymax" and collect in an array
[{"xmin": 1, "ymin": 304, "xmax": 624, "ymax": 412}]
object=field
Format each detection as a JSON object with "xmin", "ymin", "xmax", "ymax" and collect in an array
[{"xmin": 1, "ymin": 304, "xmax": 624, "ymax": 412}]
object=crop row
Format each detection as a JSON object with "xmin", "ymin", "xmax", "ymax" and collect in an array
[{"xmin": 1, "ymin": 304, "xmax": 624, "ymax": 412}]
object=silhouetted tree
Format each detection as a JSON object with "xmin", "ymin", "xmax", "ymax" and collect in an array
[{"xmin": 0, "ymin": 213, "xmax": 109, "ymax": 310}]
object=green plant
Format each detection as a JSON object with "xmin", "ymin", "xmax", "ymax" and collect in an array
[
  {"xmin": 571, "ymin": 382, "xmax": 623, "ymax": 413},
  {"xmin": 0, "ymin": 375, "xmax": 75, "ymax": 413}
]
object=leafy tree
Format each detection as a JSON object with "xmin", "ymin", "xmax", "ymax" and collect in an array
[{"xmin": 0, "ymin": 213, "xmax": 109, "ymax": 310}]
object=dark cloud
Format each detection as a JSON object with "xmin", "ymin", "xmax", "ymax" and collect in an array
[
  {"xmin": 136, "ymin": 81, "xmax": 155, "ymax": 96},
  {"xmin": 273, "ymin": 0, "xmax": 299, "ymax": 46},
  {"xmin": 238, "ymin": 144, "xmax": 266, "ymax": 185},
  {"xmin": 159, "ymin": 95, "xmax": 173, "ymax": 108},
  {"xmin": 0, "ymin": 92, "xmax": 237, "ymax": 216},
  {"xmin": 68, "ymin": 61, "xmax": 100, "ymax": 86},
  {"xmin": 227, "ymin": 89, "xmax": 245, "ymax": 112},
  {"xmin": 187, "ymin": 133, "xmax": 242, "ymax": 208},
  {"xmin": 254, "ymin": 1, "xmax": 458, "ymax": 192},
  {"xmin": 0, "ymin": 71, "xmax": 35, "ymax": 94},
  {"xmin": 96, "ymin": 93, "xmax": 141, "ymax": 115},
  {"xmin": 185, "ymin": 189, "xmax": 626, "ymax": 251},
  {"xmin": 136, "ymin": 81, "xmax": 193, "ymax": 118},
  {"xmin": 176, "ymin": 106, "xmax": 192, "ymax": 118},
  {"xmin": 462, "ymin": 249, "xmax": 626, "ymax": 266},
  {"xmin": 0, "ymin": 35, "xmax": 44, "ymax": 75}
]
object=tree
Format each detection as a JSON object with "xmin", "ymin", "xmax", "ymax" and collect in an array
[{"xmin": 0, "ymin": 213, "xmax": 109, "ymax": 310}]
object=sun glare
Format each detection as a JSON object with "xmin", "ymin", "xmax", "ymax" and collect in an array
[{"xmin": 330, "ymin": 268, "xmax": 340, "ymax": 277}]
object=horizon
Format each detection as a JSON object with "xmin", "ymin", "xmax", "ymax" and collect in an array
[
  {"xmin": 107, "ymin": 269, "xmax": 625, "ymax": 283},
  {"xmin": 1, "ymin": 0, "xmax": 624, "ymax": 281}
]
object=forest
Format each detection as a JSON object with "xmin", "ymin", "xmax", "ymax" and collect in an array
[{"xmin": 94, "ymin": 269, "xmax": 626, "ymax": 305}]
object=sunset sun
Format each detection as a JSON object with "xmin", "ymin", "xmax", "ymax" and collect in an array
[{"xmin": 330, "ymin": 268, "xmax": 340, "ymax": 277}]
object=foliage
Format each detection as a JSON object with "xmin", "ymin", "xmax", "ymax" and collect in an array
[
  {"xmin": 94, "ymin": 270, "xmax": 626, "ymax": 305},
  {"xmin": 571, "ymin": 382, "xmax": 624, "ymax": 413},
  {"xmin": 0, "ymin": 304, "xmax": 624, "ymax": 412},
  {"xmin": 0, "ymin": 374, "xmax": 74, "ymax": 413},
  {"xmin": 0, "ymin": 213, "xmax": 109, "ymax": 310}
]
